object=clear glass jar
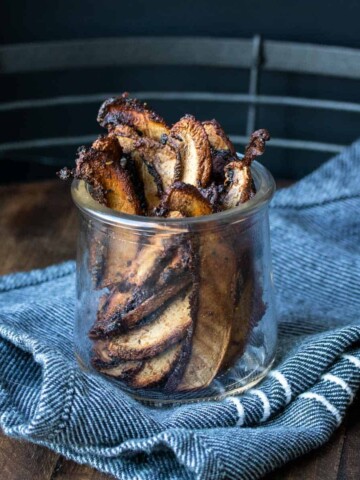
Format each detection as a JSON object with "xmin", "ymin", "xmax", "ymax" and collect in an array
[{"xmin": 72, "ymin": 160, "xmax": 276, "ymax": 404}]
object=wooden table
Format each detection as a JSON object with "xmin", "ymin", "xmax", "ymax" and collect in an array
[{"xmin": 0, "ymin": 179, "xmax": 359, "ymax": 480}]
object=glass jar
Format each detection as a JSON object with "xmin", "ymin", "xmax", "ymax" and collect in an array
[{"xmin": 72, "ymin": 160, "xmax": 277, "ymax": 404}]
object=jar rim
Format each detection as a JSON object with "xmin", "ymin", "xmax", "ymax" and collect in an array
[{"xmin": 71, "ymin": 159, "xmax": 275, "ymax": 230}]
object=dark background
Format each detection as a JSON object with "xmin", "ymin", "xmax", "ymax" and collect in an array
[{"xmin": 1, "ymin": 0, "xmax": 359, "ymax": 184}]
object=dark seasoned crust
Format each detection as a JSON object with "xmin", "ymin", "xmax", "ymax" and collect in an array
[
  {"xmin": 210, "ymin": 149, "xmax": 236, "ymax": 184},
  {"xmin": 89, "ymin": 243, "xmax": 193, "ymax": 338},
  {"xmin": 242, "ymin": 128, "xmax": 270, "ymax": 166},
  {"xmin": 158, "ymin": 182, "xmax": 213, "ymax": 218},
  {"xmin": 105, "ymin": 289, "xmax": 193, "ymax": 360},
  {"xmin": 202, "ymin": 119, "xmax": 236, "ymax": 155},
  {"xmin": 171, "ymin": 115, "xmax": 212, "ymax": 188},
  {"xmin": 74, "ymin": 135, "xmax": 142, "ymax": 214},
  {"xmin": 198, "ymin": 182, "xmax": 224, "ymax": 212},
  {"xmin": 97, "ymin": 93, "xmax": 170, "ymax": 141}
]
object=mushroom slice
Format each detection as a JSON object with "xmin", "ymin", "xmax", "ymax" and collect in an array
[
  {"xmin": 160, "ymin": 182, "xmax": 212, "ymax": 217},
  {"xmin": 222, "ymin": 161, "xmax": 254, "ymax": 208},
  {"xmin": 166, "ymin": 211, "xmax": 184, "ymax": 219},
  {"xmin": 176, "ymin": 236, "xmax": 237, "ymax": 391},
  {"xmin": 90, "ymin": 243, "xmax": 192, "ymax": 337},
  {"xmin": 133, "ymin": 153, "xmax": 163, "ymax": 211},
  {"xmin": 171, "ymin": 115, "xmax": 212, "ymax": 188},
  {"xmin": 111, "ymin": 124, "xmax": 139, "ymax": 153},
  {"xmin": 136, "ymin": 137, "xmax": 178, "ymax": 192},
  {"xmin": 97, "ymin": 93, "xmax": 170, "ymax": 141},
  {"xmin": 98, "ymin": 361, "xmax": 143, "ymax": 379},
  {"xmin": 106, "ymin": 289, "xmax": 193, "ymax": 360},
  {"xmin": 242, "ymin": 129, "xmax": 270, "ymax": 166},
  {"xmin": 221, "ymin": 129, "xmax": 271, "ymax": 209},
  {"xmin": 126, "ymin": 342, "xmax": 183, "ymax": 389},
  {"xmin": 92, "ymin": 339, "xmax": 116, "ymax": 365},
  {"xmin": 114, "ymin": 126, "xmax": 178, "ymax": 195},
  {"xmin": 163, "ymin": 318, "xmax": 194, "ymax": 392},
  {"xmin": 75, "ymin": 135, "xmax": 142, "ymax": 288},
  {"xmin": 202, "ymin": 119, "xmax": 236, "ymax": 155},
  {"xmin": 112, "ymin": 127, "xmax": 164, "ymax": 211},
  {"xmin": 92, "ymin": 340, "xmax": 143, "ymax": 378},
  {"xmin": 122, "ymin": 237, "xmax": 179, "ymax": 290},
  {"xmin": 99, "ymin": 231, "xmax": 140, "ymax": 289},
  {"xmin": 222, "ymin": 266, "xmax": 266, "ymax": 370},
  {"xmin": 75, "ymin": 135, "xmax": 142, "ymax": 214}
]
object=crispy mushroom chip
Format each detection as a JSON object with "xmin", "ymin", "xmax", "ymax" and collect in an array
[
  {"xmin": 74, "ymin": 135, "xmax": 142, "ymax": 288},
  {"xmin": 97, "ymin": 92, "xmax": 170, "ymax": 141},
  {"xmin": 176, "ymin": 236, "xmax": 237, "ymax": 391},
  {"xmin": 222, "ymin": 161, "xmax": 254, "ymax": 208},
  {"xmin": 113, "ymin": 125, "xmax": 178, "ymax": 211},
  {"xmin": 105, "ymin": 289, "xmax": 193, "ymax": 361},
  {"xmin": 171, "ymin": 115, "xmax": 212, "ymax": 188},
  {"xmin": 90, "ymin": 242, "xmax": 193, "ymax": 337},
  {"xmin": 160, "ymin": 182, "xmax": 213, "ymax": 218},
  {"xmin": 75, "ymin": 136, "xmax": 142, "ymax": 214},
  {"xmin": 202, "ymin": 119, "xmax": 236, "ymax": 155},
  {"xmin": 243, "ymin": 128, "xmax": 270, "ymax": 166}
]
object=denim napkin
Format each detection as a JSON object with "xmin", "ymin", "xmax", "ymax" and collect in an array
[{"xmin": 1, "ymin": 142, "xmax": 360, "ymax": 480}]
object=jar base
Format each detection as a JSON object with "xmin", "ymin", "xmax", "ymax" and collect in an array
[
  {"xmin": 76, "ymin": 355, "xmax": 275, "ymax": 407},
  {"xmin": 113, "ymin": 357, "xmax": 276, "ymax": 406}
]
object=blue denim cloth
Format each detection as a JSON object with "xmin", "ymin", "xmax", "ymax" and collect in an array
[{"xmin": 1, "ymin": 142, "xmax": 360, "ymax": 480}]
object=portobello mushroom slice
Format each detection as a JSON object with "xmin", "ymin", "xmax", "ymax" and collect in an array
[
  {"xmin": 75, "ymin": 135, "xmax": 142, "ymax": 214},
  {"xmin": 122, "ymin": 237, "xmax": 179, "ymax": 290},
  {"xmin": 112, "ymin": 127, "xmax": 163, "ymax": 211},
  {"xmin": 220, "ymin": 129, "xmax": 271, "ymax": 209},
  {"xmin": 160, "ymin": 182, "xmax": 213, "ymax": 217},
  {"xmin": 202, "ymin": 119, "xmax": 236, "ymax": 155},
  {"xmin": 220, "ymin": 272, "xmax": 252, "ymax": 371},
  {"xmin": 90, "ymin": 243, "xmax": 192, "ymax": 337},
  {"xmin": 136, "ymin": 156, "xmax": 163, "ymax": 212},
  {"xmin": 98, "ymin": 361, "xmax": 143, "ymax": 379},
  {"xmin": 106, "ymin": 289, "xmax": 193, "ymax": 360},
  {"xmin": 136, "ymin": 137, "xmax": 178, "ymax": 192},
  {"xmin": 170, "ymin": 115, "xmax": 212, "ymax": 188},
  {"xmin": 114, "ymin": 125, "xmax": 178, "ymax": 194},
  {"xmin": 92, "ymin": 339, "xmax": 115, "ymax": 365},
  {"xmin": 242, "ymin": 129, "xmax": 270, "ymax": 167},
  {"xmin": 126, "ymin": 342, "xmax": 183, "ymax": 389},
  {"xmin": 222, "ymin": 161, "xmax": 254, "ymax": 208},
  {"xmin": 97, "ymin": 93, "xmax": 170, "ymax": 141},
  {"xmin": 222, "ymin": 269, "xmax": 266, "ymax": 370},
  {"xmin": 92, "ymin": 339, "xmax": 143, "ymax": 378},
  {"xmin": 176, "ymin": 236, "xmax": 237, "ymax": 391},
  {"xmin": 74, "ymin": 135, "xmax": 142, "ymax": 288}
]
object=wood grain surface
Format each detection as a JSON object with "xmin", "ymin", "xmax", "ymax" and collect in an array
[{"xmin": 0, "ymin": 179, "xmax": 358, "ymax": 480}]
